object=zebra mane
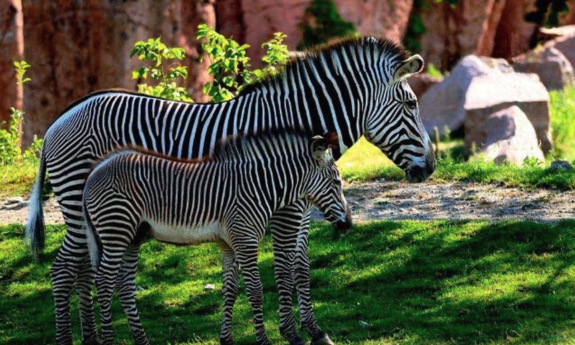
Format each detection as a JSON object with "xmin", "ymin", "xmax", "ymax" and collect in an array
[
  {"xmin": 239, "ymin": 35, "xmax": 411, "ymax": 96},
  {"xmin": 94, "ymin": 129, "xmax": 336, "ymax": 168}
]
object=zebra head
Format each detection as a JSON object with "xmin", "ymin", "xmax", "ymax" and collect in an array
[
  {"xmin": 306, "ymin": 134, "xmax": 352, "ymax": 233},
  {"xmin": 360, "ymin": 39, "xmax": 435, "ymax": 183}
]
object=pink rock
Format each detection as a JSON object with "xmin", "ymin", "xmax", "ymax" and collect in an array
[
  {"xmin": 513, "ymin": 46, "xmax": 575, "ymax": 90},
  {"xmin": 464, "ymin": 73, "xmax": 552, "ymax": 153},
  {"xmin": 419, "ymin": 55, "xmax": 512, "ymax": 135},
  {"xmin": 466, "ymin": 106, "xmax": 544, "ymax": 165}
]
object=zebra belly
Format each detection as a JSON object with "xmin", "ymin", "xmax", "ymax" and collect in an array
[{"xmin": 145, "ymin": 219, "xmax": 225, "ymax": 245}]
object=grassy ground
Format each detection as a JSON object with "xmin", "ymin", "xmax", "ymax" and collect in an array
[{"xmin": 3, "ymin": 220, "xmax": 575, "ymax": 344}]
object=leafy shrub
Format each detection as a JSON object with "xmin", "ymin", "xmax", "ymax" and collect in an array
[
  {"xmin": 130, "ymin": 38, "xmax": 192, "ymax": 102},
  {"xmin": 0, "ymin": 61, "xmax": 42, "ymax": 165},
  {"xmin": 197, "ymin": 25, "xmax": 290, "ymax": 102},
  {"xmin": 298, "ymin": 0, "xmax": 356, "ymax": 50},
  {"xmin": 549, "ymin": 86, "xmax": 575, "ymax": 161}
]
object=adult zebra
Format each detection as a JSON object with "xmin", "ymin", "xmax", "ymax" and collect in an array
[
  {"xmin": 84, "ymin": 132, "xmax": 351, "ymax": 345},
  {"xmin": 26, "ymin": 36, "xmax": 435, "ymax": 345}
]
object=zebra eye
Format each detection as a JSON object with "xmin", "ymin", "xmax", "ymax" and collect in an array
[{"xmin": 405, "ymin": 100, "xmax": 417, "ymax": 110}]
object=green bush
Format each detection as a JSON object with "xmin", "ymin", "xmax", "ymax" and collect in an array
[
  {"xmin": 0, "ymin": 61, "xmax": 42, "ymax": 165},
  {"xmin": 549, "ymin": 86, "xmax": 575, "ymax": 161}
]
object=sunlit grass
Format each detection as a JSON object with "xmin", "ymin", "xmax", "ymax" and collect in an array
[{"xmin": 3, "ymin": 220, "xmax": 575, "ymax": 344}]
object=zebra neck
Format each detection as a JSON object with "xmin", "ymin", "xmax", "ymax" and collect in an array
[{"xmin": 234, "ymin": 78, "xmax": 362, "ymax": 156}]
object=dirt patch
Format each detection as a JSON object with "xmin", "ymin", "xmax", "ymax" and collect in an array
[{"xmin": 3, "ymin": 181, "xmax": 574, "ymax": 226}]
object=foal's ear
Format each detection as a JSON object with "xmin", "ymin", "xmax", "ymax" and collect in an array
[
  {"xmin": 393, "ymin": 54, "xmax": 424, "ymax": 82},
  {"xmin": 311, "ymin": 134, "xmax": 338, "ymax": 165}
]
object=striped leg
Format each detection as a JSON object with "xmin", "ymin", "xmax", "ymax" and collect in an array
[
  {"xmin": 116, "ymin": 242, "xmax": 149, "ymax": 345},
  {"xmin": 235, "ymin": 242, "xmax": 271, "ymax": 345},
  {"xmin": 270, "ymin": 203, "xmax": 306, "ymax": 345},
  {"xmin": 76, "ymin": 258, "xmax": 100, "ymax": 345},
  {"xmin": 219, "ymin": 244, "xmax": 239, "ymax": 345},
  {"xmin": 50, "ymin": 208, "xmax": 99, "ymax": 345},
  {"xmin": 294, "ymin": 214, "xmax": 333, "ymax": 345},
  {"xmin": 96, "ymin": 245, "xmax": 129, "ymax": 345}
]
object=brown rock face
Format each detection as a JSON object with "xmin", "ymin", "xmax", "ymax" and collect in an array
[
  {"xmin": 216, "ymin": 0, "xmax": 413, "ymax": 66},
  {"xmin": 0, "ymin": 0, "xmax": 24, "ymax": 125},
  {"xmin": 491, "ymin": 0, "xmax": 537, "ymax": 60},
  {"xmin": 21, "ymin": 0, "xmax": 215, "ymax": 148},
  {"xmin": 466, "ymin": 105, "xmax": 544, "ymax": 165},
  {"xmin": 419, "ymin": 0, "xmax": 505, "ymax": 71},
  {"xmin": 334, "ymin": 0, "xmax": 413, "ymax": 41}
]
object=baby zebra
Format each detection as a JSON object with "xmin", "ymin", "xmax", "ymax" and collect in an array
[{"xmin": 84, "ymin": 132, "xmax": 352, "ymax": 345}]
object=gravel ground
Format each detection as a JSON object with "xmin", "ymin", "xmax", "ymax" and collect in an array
[{"xmin": 2, "ymin": 181, "xmax": 574, "ymax": 225}]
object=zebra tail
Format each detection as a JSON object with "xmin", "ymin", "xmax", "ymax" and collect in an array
[
  {"xmin": 83, "ymin": 200, "xmax": 102, "ymax": 270},
  {"xmin": 25, "ymin": 150, "xmax": 46, "ymax": 260}
]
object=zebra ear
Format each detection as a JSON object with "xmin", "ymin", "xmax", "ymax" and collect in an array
[
  {"xmin": 311, "ymin": 136, "xmax": 329, "ymax": 164},
  {"xmin": 393, "ymin": 54, "xmax": 424, "ymax": 82}
]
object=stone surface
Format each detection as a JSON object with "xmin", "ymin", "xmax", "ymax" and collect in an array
[
  {"xmin": 0, "ymin": 0, "xmax": 24, "ymax": 125},
  {"xmin": 466, "ymin": 106, "xmax": 544, "ymax": 165},
  {"xmin": 543, "ymin": 33, "xmax": 575, "ymax": 77},
  {"xmin": 419, "ymin": 55, "xmax": 513, "ymax": 135},
  {"xmin": 407, "ymin": 73, "xmax": 442, "ymax": 99},
  {"xmin": 216, "ymin": 0, "xmax": 413, "ymax": 67},
  {"xmin": 491, "ymin": 0, "xmax": 537, "ymax": 60},
  {"xmin": 419, "ymin": 0, "xmax": 506, "ymax": 71},
  {"xmin": 464, "ymin": 73, "xmax": 552, "ymax": 153},
  {"xmin": 20, "ymin": 0, "xmax": 215, "ymax": 148},
  {"xmin": 513, "ymin": 46, "xmax": 575, "ymax": 90}
]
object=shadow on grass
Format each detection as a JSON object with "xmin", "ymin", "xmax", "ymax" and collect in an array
[{"xmin": 3, "ymin": 220, "xmax": 575, "ymax": 344}]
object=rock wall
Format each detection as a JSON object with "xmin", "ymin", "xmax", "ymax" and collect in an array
[
  {"xmin": 216, "ymin": 0, "xmax": 413, "ymax": 66},
  {"xmin": 3, "ymin": 0, "xmax": 575, "ymax": 148},
  {"xmin": 20, "ymin": 0, "xmax": 215, "ymax": 147},
  {"xmin": 0, "ymin": 0, "xmax": 24, "ymax": 125}
]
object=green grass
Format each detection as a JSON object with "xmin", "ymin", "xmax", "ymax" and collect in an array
[
  {"xmin": 3, "ymin": 220, "xmax": 575, "ymax": 344},
  {"xmin": 0, "ymin": 159, "xmax": 40, "ymax": 198}
]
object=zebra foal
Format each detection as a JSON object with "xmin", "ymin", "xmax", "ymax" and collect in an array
[{"xmin": 83, "ymin": 132, "xmax": 351, "ymax": 345}]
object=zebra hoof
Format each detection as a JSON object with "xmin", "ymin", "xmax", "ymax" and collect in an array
[
  {"xmin": 311, "ymin": 332, "xmax": 334, "ymax": 345},
  {"xmin": 288, "ymin": 336, "xmax": 305, "ymax": 345}
]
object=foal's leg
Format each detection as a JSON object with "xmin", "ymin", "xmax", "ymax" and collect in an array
[
  {"xmin": 96, "ymin": 246, "xmax": 128, "ymax": 345},
  {"xmin": 116, "ymin": 241, "xmax": 149, "ymax": 345},
  {"xmin": 269, "ymin": 202, "xmax": 307, "ymax": 345},
  {"xmin": 234, "ymin": 240, "xmax": 270, "ymax": 345},
  {"xmin": 294, "ymin": 211, "xmax": 334, "ymax": 345},
  {"xmin": 219, "ymin": 243, "xmax": 240, "ymax": 345}
]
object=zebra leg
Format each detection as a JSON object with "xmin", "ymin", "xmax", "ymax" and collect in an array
[
  {"xmin": 294, "ymin": 213, "xmax": 334, "ymax": 345},
  {"xmin": 116, "ymin": 242, "xmax": 149, "ymax": 345},
  {"xmin": 235, "ymin": 243, "xmax": 271, "ymax": 345},
  {"xmin": 50, "ymin": 213, "xmax": 99, "ymax": 345},
  {"xmin": 269, "ymin": 202, "xmax": 306, "ymax": 345},
  {"xmin": 76, "ymin": 257, "xmax": 100, "ymax": 345},
  {"xmin": 219, "ymin": 243, "xmax": 239, "ymax": 345},
  {"xmin": 96, "ymin": 248, "xmax": 127, "ymax": 345}
]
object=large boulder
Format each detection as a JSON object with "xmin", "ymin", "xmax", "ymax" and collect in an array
[
  {"xmin": 0, "ymin": 0, "xmax": 24, "ymax": 125},
  {"xmin": 21, "ymin": 0, "xmax": 215, "ymax": 148},
  {"xmin": 466, "ymin": 105, "xmax": 544, "ymax": 165},
  {"xmin": 464, "ymin": 73, "xmax": 552, "ymax": 153},
  {"xmin": 419, "ymin": 55, "xmax": 512, "ymax": 135},
  {"xmin": 513, "ymin": 46, "xmax": 575, "ymax": 90}
]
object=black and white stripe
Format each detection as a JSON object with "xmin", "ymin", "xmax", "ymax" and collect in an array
[
  {"xmin": 26, "ymin": 36, "xmax": 435, "ymax": 345},
  {"xmin": 84, "ymin": 133, "xmax": 351, "ymax": 345}
]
